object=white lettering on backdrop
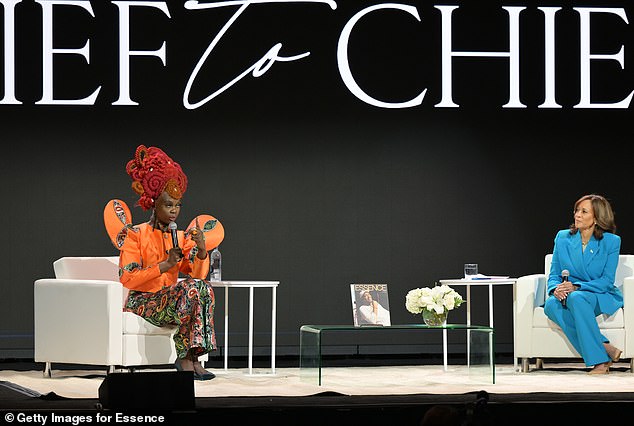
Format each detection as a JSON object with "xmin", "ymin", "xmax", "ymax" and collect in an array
[
  {"xmin": 112, "ymin": 1, "xmax": 170, "ymax": 106},
  {"xmin": 35, "ymin": 0, "xmax": 101, "ymax": 105},
  {"xmin": 1, "ymin": 0, "xmax": 19, "ymax": 104},
  {"xmin": 0, "ymin": 1, "xmax": 631, "ymax": 109},
  {"xmin": 337, "ymin": 3, "xmax": 427, "ymax": 109},
  {"xmin": 434, "ymin": 5, "xmax": 524, "ymax": 108},
  {"xmin": 183, "ymin": 0, "xmax": 338, "ymax": 110},
  {"xmin": 575, "ymin": 7, "xmax": 633, "ymax": 109}
]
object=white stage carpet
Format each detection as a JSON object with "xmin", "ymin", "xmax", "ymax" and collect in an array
[{"xmin": 1, "ymin": 362, "xmax": 633, "ymax": 400}]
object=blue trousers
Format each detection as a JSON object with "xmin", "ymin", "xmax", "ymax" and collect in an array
[{"xmin": 543, "ymin": 291, "xmax": 610, "ymax": 367}]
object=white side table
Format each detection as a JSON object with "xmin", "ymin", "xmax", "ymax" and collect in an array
[
  {"xmin": 211, "ymin": 280, "xmax": 279, "ymax": 375},
  {"xmin": 439, "ymin": 278, "xmax": 517, "ymax": 369}
]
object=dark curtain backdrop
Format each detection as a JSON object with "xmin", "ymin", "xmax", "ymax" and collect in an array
[{"xmin": 2, "ymin": 0, "xmax": 633, "ymax": 359}]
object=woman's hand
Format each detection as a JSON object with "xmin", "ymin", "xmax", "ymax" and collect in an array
[
  {"xmin": 190, "ymin": 228, "xmax": 206, "ymax": 251},
  {"xmin": 190, "ymin": 217, "xmax": 208, "ymax": 259},
  {"xmin": 159, "ymin": 247, "xmax": 183, "ymax": 273},
  {"xmin": 190, "ymin": 217, "xmax": 206, "ymax": 251},
  {"xmin": 167, "ymin": 247, "xmax": 183, "ymax": 266},
  {"xmin": 554, "ymin": 282, "xmax": 576, "ymax": 301}
]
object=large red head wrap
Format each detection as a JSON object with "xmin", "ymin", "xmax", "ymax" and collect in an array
[{"xmin": 125, "ymin": 145, "xmax": 188, "ymax": 210}]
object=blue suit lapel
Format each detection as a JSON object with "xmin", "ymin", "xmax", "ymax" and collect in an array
[
  {"xmin": 564, "ymin": 234, "xmax": 584, "ymax": 279},
  {"xmin": 578, "ymin": 235, "xmax": 598, "ymax": 279},
  {"xmin": 567, "ymin": 232, "xmax": 597, "ymax": 280}
]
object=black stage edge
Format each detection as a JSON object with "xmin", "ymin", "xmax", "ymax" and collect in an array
[
  {"xmin": 3, "ymin": 384, "xmax": 634, "ymax": 425},
  {"xmin": 3, "ymin": 358, "xmax": 634, "ymax": 424}
]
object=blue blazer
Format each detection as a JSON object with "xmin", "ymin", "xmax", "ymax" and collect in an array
[{"xmin": 547, "ymin": 229, "xmax": 622, "ymax": 315}]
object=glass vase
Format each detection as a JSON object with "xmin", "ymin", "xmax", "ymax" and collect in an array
[{"xmin": 422, "ymin": 309, "xmax": 448, "ymax": 326}]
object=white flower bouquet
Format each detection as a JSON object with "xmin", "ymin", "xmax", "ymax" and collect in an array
[{"xmin": 405, "ymin": 284, "xmax": 463, "ymax": 315}]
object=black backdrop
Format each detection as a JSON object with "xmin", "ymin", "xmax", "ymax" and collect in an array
[{"xmin": 3, "ymin": 0, "xmax": 633, "ymax": 360}]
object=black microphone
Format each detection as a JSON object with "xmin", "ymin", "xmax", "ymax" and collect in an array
[
  {"xmin": 169, "ymin": 221, "xmax": 179, "ymax": 249},
  {"xmin": 561, "ymin": 269, "xmax": 570, "ymax": 306}
]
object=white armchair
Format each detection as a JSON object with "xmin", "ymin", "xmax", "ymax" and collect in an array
[
  {"xmin": 34, "ymin": 256, "xmax": 206, "ymax": 377},
  {"xmin": 514, "ymin": 254, "xmax": 634, "ymax": 372}
]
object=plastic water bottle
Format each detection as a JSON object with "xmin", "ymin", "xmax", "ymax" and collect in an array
[{"xmin": 210, "ymin": 246, "xmax": 222, "ymax": 281}]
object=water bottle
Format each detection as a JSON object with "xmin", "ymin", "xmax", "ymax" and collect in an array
[{"xmin": 210, "ymin": 246, "xmax": 222, "ymax": 281}]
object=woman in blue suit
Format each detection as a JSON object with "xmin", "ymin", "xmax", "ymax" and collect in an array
[{"xmin": 544, "ymin": 194, "xmax": 623, "ymax": 374}]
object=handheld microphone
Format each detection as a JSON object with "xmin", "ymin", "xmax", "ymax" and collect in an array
[
  {"xmin": 561, "ymin": 269, "xmax": 570, "ymax": 306},
  {"xmin": 169, "ymin": 221, "xmax": 179, "ymax": 249}
]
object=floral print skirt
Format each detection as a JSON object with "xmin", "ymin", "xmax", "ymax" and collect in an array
[{"xmin": 124, "ymin": 277, "xmax": 216, "ymax": 359}]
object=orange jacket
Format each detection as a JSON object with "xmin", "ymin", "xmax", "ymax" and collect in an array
[{"xmin": 119, "ymin": 222, "xmax": 209, "ymax": 292}]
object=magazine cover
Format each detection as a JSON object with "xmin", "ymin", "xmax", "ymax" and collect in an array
[{"xmin": 350, "ymin": 283, "xmax": 391, "ymax": 326}]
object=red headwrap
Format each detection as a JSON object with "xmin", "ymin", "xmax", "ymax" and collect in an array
[{"xmin": 126, "ymin": 145, "xmax": 188, "ymax": 210}]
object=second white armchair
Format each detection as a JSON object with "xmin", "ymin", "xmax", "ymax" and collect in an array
[{"xmin": 514, "ymin": 254, "xmax": 634, "ymax": 373}]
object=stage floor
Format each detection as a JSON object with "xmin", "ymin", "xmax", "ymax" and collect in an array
[{"xmin": 2, "ymin": 360, "xmax": 634, "ymax": 424}]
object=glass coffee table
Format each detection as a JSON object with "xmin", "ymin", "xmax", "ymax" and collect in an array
[{"xmin": 299, "ymin": 324, "xmax": 495, "ymax": 386}]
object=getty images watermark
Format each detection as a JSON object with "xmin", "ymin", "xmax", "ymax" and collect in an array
[{"xmin": 3, "ymin": 412, "xmax": 166, "ymax": 424}]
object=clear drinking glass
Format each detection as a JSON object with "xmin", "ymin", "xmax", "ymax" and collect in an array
[{"xmin": 464, "ymin": 263, "xmax": 478, "ymax": 279}]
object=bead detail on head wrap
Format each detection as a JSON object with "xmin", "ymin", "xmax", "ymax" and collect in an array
[{"xmin": 126, "ymin": 145, "xmax": 188, "ymax": 210}]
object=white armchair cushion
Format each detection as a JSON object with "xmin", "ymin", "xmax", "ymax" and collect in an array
[{"xmin": 122, "ymin": 312, "xmax": 177, "ymax": 335}]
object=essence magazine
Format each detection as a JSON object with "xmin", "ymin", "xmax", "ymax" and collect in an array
[{"xmin": 350, "ymin": 283, "xmax": 391, "ymax": 326}]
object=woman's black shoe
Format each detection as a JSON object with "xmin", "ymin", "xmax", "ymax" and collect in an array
[{"xmin": 193, "ymin": 371, "xmax": 215, "ymax": 381}]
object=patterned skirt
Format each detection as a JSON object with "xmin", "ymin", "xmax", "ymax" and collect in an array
[{"xmin": 124, "ymin": 277, "xmax": 216, "ymax": 359}]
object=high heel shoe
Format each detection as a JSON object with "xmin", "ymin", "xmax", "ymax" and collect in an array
[
  {"xmin": 607, "ymin": 345, "xmax": 623, "ymax": 363},
  {"xmin": 588, "ymin": 363, "xmax": 610, "ymax": 375}
]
